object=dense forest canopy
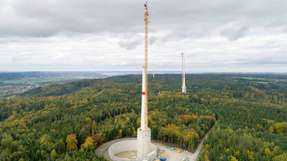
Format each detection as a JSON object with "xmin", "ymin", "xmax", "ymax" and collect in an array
[{"xmin": 0, "ymin": 74, "xmax": 286, "ymax": 161}]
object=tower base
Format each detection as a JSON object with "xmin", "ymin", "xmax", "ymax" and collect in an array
[
  {"xmin": 182, "ymin": 85, "xmax": 187, "ymax": 94},
  {"xmin": 137, "ymin": 128, "xmax": 157, "ymax": 161},
  {"xmin": 108, "ymin": 138, "xmax": 157, "ymax": 161}
]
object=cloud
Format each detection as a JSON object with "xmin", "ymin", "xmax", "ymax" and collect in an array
[
  {"xmin": 0, "ymin": 0, "xmax": 285, "ymax": 38},
  {"xmin": 118, "ymin": 34, "xmax": 142, "ymax": 50},
  {"xmin": 0, "ymin": 0, "xmax": 286, "ymax": 72},
  {"xmin": 220, "ymin": 22, "xmax": 249, "ymax": 40},
  {"xmin": 118, "ymin": 34, "xmax": 158, "ymax": 50}
]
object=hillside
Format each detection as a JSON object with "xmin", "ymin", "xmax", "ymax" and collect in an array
[
  {"xmin": 0, "ymin": 74, "xmax": 286, "ymax": 161},
  {"xmin": 0, "ymin": 72, "xmax": 105, "ymax": 98},
  {"xmin": 21, "ymin": 79, "xmax": 105, "ymax": 97}
]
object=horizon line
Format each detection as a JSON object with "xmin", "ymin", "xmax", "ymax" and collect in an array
[{"xmin": 0, "ymin": 70, "xmax": 286, "ymax": 74}]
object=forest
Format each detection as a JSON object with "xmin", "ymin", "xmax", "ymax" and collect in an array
[{"xmin": 0, "ymin": 74, "xmax": 286, "ymax": 161}]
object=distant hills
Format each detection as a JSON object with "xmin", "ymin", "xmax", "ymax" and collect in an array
[
  {"xmin": 0, "ymin": 72, "xmax": 105, "ymax": 97},
  {"xmin": 0, "ymin": 72, "xmax": 106, "ymax": 81},
  {"xmin": 21, "ymin": 73, "xmax": 287, "ymax": 97},
  {"xmin": 2, "ymin": 72, "xmax": 287, "ymax": 98},
  {"xmin": 21, "ymin": 79, "xmax": 102, "ymax": 97}
]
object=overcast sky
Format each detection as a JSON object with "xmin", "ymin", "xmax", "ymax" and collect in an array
[{"xmin": 0, "ymin": 0, "xmax": 286, "ymax": 72}]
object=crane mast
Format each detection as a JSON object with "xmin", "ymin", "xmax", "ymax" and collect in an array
[
  {"xmin": 137, "ymin": 2, "xmax": 154, "ymax": 161},
  {"xmin": 141, "ymin": 1, "xmax": 149, "ymax": 129}
]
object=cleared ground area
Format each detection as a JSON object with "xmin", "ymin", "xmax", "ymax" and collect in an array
[{"xmin": 95, "ymin": 138, "xmax": 204, "ymax": 161}]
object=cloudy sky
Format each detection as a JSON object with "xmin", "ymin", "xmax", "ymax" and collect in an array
[{"xmin": 0, "ymin": 0, "xmax": 286, "ymax": 72}]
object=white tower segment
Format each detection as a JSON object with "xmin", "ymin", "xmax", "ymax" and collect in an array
[
  {"xmin": 181, "ymin": 53, "xmax": 187, "ymax": 94},
  {"xmin": 106, "ymin": 2, "xmax": 157, "ymax": 161},
  {"xmin": 141, "ymin": 1, "xmax": 149, "ymax": 130},
  {"xmin": 137, "ymin": 2, "xmax": 157, "ymax": 161}
]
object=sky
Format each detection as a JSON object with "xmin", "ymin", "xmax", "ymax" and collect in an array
[{"xmin": 0, "ymin": 0, "xmax": 286, "ymax": 72}]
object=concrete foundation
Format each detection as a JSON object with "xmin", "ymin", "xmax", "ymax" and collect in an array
[{"xmin": 108, "ymin": 139, "xmax": 157, "ymax": 161}]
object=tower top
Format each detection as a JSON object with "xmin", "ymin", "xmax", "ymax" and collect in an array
[
  {"xmin": 144, "ymin": 1, "xmax": 148, "ymax": 8},
  {"xmin": 144, "ymin": 1, "xmax": 149, "ymax": 21}
]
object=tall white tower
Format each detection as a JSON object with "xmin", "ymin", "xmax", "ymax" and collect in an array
[
  {"xmin": 106, "ymin": 2, "xmax": 156, "ymax": 161},
  {"xmin": 137, "ymin": 2, "xmax": 155, "ymax": 161},
  {"xmin": 181, "ymin": 53, "xmax": 187, "ymax": 94}
]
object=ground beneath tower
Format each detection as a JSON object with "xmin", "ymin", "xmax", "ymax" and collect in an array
[{"xmin": 95, "ymin": 138, "xmax": 205, "ymax": 161}]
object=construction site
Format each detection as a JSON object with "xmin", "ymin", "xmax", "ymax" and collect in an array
[{"xmin": 95, "ymin": 2, "xmax": 208, "ymax": 161}]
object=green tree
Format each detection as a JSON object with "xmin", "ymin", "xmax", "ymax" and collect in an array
[{"xmin": 50, "ymin": 149, "xmax": 58, "ymax": 160}]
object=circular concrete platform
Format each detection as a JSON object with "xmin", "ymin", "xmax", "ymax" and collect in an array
[
  {"xmin": 96, "ymin": 138, "xmax": 196, "ymax": 161},
  {"xmin": 108, "ymin": 139, "xmax": 157, "ymax": 161}
]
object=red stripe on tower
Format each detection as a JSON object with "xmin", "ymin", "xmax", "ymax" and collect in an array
[{"xmin": 141, "ymin": 91, "xmax": 146, "ymax": 95}]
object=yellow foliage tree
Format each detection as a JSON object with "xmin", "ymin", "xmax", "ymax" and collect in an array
[
  {"xmin": 81, "ymin": 136, "xmax": 94, "ymax": 151},
  {"xmin": 66, "ymin": 134, "xmax": 78, "ymax": 151},
  {"xmin": 273, "ymin": 153, "xmax": 287, "ymax": 161},
  {"xmin": 272, "ymin": 122, "xmax": 287, "ymax": 134},
  {"xmin": 39, "ymin": 134, "xmax": 50, "ymax": 146},
  {"xmin": 246, "ymin": 149, "xmax": 255, "ymax": 161},
  {"xmin": 203, "ymin": 148, "xmax": 210, "ymax": 161},
  {"xmin": 264, "ymin": 147, "xmax": 272, "ymax": 157},
  {"xmin": 229, "ymin": 156, "xmax": 239, "ymax": 161}
]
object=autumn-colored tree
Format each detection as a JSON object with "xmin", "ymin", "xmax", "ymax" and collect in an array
[
  {"xmin": 264, "ymin": 147, "xmax": 272, "ymax": 157},
  {"xmin": 39, "ymin": 134, "xmax": 51, "ymax": 146},
  {"xmin": 246, "ymin": 149, "xmax": 255, "ymax": 161},
  {"xmin": 202, "ymin": 147, "xmax": 210, "ymax": 161},
  {"xmin": 272, "ymin": 122, "xmax": 287, "ymax": 134},
  {"xmin": 81, "ymin": 136, "xmax": 94, "ymax": 151},
  {"xmin": 273, "ymin": 153, "xmax": 287, "ymax": 161},
  {"xmin": 177, "ymin": 114, "xmax": 198, "ymax": 124},
  {"xmin": 66, "ymin": 134, "xmax": 78, "ymax": 151},
  {"xmin": 229, "ymin": 155, "xmax": 239, "ymax": 161}
]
